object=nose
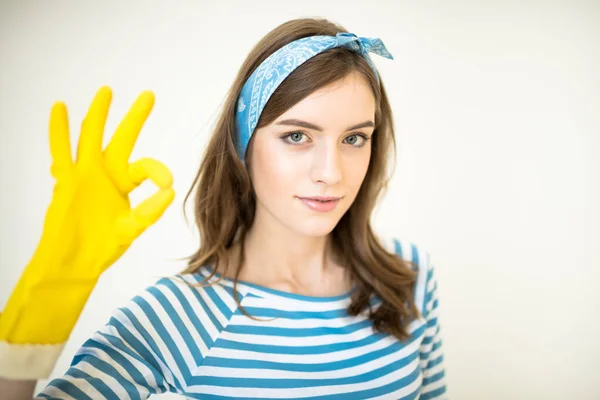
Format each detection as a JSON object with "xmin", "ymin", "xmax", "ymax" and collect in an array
[{"xmin": 310, "ymin": 140, "xmax": 343, "ymax": 185}]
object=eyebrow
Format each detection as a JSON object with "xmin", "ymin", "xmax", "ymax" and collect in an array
[{"xmin": 275, "ymin": 118, "xmax": 375, "ymax": 132}]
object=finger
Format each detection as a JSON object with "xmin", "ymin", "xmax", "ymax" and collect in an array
[
  {"xmin": 76, "ymin": 86, "xmax": 112, "ymax": 166},
  {"xmin": 104, "ymin": 90, "xmax": 155, "ymax": 168},
  {"xmin": 49, "ymin": 101, "xmax": 73, "ymax": 179},
  {"xmin": 117, "ymin": 187, "xmax": 175, "ymax": 242},
  {"xmin": 129, "ymin": 157, "xmax": 173, "ymax": 188}
]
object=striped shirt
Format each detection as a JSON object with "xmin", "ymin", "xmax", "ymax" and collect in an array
[{"xmin": 37, "ymin": 238, "xmax": 447, "ymax": 399}]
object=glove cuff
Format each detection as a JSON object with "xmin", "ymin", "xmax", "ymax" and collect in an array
[{"xmin": 0, "ymin": 340, "xmax": 64, "ymax": 380}]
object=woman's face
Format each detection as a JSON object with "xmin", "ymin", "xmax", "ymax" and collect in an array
[{"xmin": 247, "ymin": 71, "xmax": 376, "ymax": 237}]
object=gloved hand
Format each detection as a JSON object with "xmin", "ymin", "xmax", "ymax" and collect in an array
[{"xmin": 0, "ymin": 86, "xmax": 175, "ymax": 379}]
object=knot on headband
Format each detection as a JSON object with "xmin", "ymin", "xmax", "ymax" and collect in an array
[
  {"xmin": 235, "ymin": 31, "xmax": 393, "ymax": 164},
  {"xmin": 334, "ymin": 32, "xmax": 394, "ymax": 62}
]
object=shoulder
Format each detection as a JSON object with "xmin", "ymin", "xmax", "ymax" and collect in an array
[
  {"xmin": 378, "ymin": 235, "xmax": 438, "ymax": 317},
  {"xmin": 378, "ymin": 235, "xmax": 433, "ymax": 276},
  {"xmin": 101, "ymin": 269, "xmax": 246, "ymax": 363},
  {"xmin": 37, "ymin": 271, "xmax": 249, "ymax": 397},
  {"xmin": 96, "ymin": 271, "xmax": 246, "ymax": 375},
  {"xmin": 123, "ymin": 271, "xmax": 244, "ymax": 334}
]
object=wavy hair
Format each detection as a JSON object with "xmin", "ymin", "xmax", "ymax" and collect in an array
[{"xmin": 178, "ymin": 17, "xmax": 420, "ymax": 341}]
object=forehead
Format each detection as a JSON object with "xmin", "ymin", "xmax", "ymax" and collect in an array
[{"xmin": 273, "ymin": 72, "xmax": 376, "ymax": 129}]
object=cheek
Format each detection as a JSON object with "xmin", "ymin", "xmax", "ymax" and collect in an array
[
  {"xmin": 344, "ymin": 150, "xmax": 371, "ymax": 194},
  {"xmin": 250, "ymin": 141, "xmax": 299, "ymax": 201}
]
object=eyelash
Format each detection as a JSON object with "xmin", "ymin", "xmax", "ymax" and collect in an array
[{"xmin": 280, "ymin": 131, "xmax": 371, "ymax": 148}]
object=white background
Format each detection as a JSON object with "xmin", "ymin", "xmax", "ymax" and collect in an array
[{"xmin": 1, "ymin": 1, "xmax": 598, "ymax": 399}]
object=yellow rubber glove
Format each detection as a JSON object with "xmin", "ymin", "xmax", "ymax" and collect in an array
[{"xmin": 0, "ymin": 86, "xmax": 174, "ymax": 360}]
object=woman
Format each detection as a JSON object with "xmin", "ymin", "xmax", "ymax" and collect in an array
[{"xmin": 0, "ymin": 17, "xmax": 447, "ymax": 399}]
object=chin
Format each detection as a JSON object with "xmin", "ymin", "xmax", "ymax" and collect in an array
[{"xmin": 292, "ymin": 217, "xmax": 341, "ymax": 237}]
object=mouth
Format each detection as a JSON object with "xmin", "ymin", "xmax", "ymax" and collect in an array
[{"xmin": 296, "ymin": 196, "xmax": 343, "ymax": 212}]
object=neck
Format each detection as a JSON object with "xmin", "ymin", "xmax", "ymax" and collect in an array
[{"xmin": 226, "ymin": 207, "xmax": 348, "ymax": 294}]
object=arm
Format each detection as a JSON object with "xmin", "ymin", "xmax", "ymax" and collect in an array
[
  {"xmin": 35, "ymin": 285, "xmax": 178, "ymax": 399},
  {"xmin": 0, "ymin": 87, "xmax": 174, "ymax": 397},
  {"xmin": 0, "ymin": 379, "xmax": 36, "ymax": 400},
  {"xmin": 419, "ymin": 260, "xmax": 449, "ymax": 399}
]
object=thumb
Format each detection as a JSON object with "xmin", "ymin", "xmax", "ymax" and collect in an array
[{"xmin": 116, "ymin": 187, "xmax": 175, "ymax": 243}]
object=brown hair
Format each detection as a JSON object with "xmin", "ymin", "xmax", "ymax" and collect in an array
[{"xmin": 178, "ymin": 17, "xmax": 420, "ymax": 341}]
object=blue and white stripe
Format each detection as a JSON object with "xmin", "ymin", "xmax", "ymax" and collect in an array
[{"xmin": 37, "ymin": 239, "xmax": 447, "ymax": 399}]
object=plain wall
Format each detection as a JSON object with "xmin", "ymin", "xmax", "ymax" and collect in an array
[{"xmin": 1, "ymin": 1, "xmax": 598, "ymax": 398}]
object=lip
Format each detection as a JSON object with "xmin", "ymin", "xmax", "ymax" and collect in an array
[
  {"xmin": 296, "ymin": 196, "xmax": 342, "ymax": 212},
  {"xmin": 297, "ymin": 196, "xmax": 342, "ymax": 201}
]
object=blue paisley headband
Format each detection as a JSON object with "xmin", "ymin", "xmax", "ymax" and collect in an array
[{"xmin": 234, "ymin": 31, "xmax": 393, "ymax": 163}]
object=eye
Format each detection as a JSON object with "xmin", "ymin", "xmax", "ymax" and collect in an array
[
  {"xmin": 280, "ymin": 131, "xmax": 371, "ymax": 147},
  {"xmin": 344, "ymin": 133, "xmax": 370, "ymax": 148},
  {"xmin": 280, "ymin": 131, "xmax": 311, "ymax": 145}
]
